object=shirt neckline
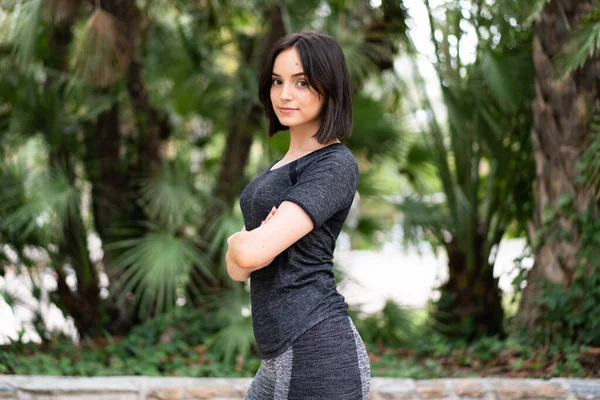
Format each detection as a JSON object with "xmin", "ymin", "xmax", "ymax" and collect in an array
[{"xmin": 268, "ymin": 142, "xmax": 343, "ymax": 172}]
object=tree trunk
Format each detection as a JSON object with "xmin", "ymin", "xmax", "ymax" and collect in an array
[
  {"xmin": 83, "ymin": 101, "xmax": 142, "ymax": 334},
  {"xmin": 189, "ymin": 5, "xmax": 286, "ymax": 294},
  {"xmin": 100, "ymin": 0, "xmax": 170, "ymax": 175},
  {"xmin": 86, "ymin": 103, "xmax": 125, "ymax": 249},
  {"xmin": 518, "ymin": 0, "xmax": 600, "ymax": 328},
  {"xmin": 92, "ymin": 0, "xmax": 171, "ymax": 332},
  {"xmin": 43, "ymin": 22, "xmax": 104, "ymax": 338},
  {"xmin": 435, "ymin": 236, "xmax": 505, "ymax": 339}
]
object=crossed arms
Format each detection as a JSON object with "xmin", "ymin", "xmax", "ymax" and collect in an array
[{"xmin": 225, "ymin": 201, "xmax": 314, "ymax": 281}]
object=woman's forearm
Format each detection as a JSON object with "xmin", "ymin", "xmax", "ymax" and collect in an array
[
  {"xmin": 226, "ymin": 251, "xmax": 252, "ymax": 281},
  {"xmin": 227, "ymin": 212, "xmax": 277, "ymax": 271},
  {"xmin": 228, "ymin": 231, "xmax": 272, "ymax": 269}
]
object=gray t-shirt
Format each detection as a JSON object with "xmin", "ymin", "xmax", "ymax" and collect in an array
[{"xmin": 239, "ymin": 142, "xmax": 359, "ymax": 359}]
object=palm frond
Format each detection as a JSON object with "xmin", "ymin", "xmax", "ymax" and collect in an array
[
  {"xmin": 4, "ymin": 68, "xmax": 113, "ymax": 151},
  {"xmin": 109, "ymin": 230, "xmax": 212, "ymax": 319},
  {"xmin": 348, "ymin": 92, "xmax": 404, "ymax": 160},
  {"xmin": 8, "ymin": 0, "xmax": 43, "ymax": 66},
  {"xmin": 39, "ymin": 164, "xmax": 81, "ymax": 235},
  {"xmin": 578, "ymin": 114, "xmax": 600, "ymax": 197},
  {"xmin": 0, "ymin": 288, "xmax": 19, "ymax": 310},
  {"xmin": 339, "ymin": 36, "xmax": 381, "ymax": 88},
  {"xmin": 499, "ymin": 0, "xmax": 548, "ymax": 27},
  {"xmin": 206, "ymin": 316, "xmax": 254, "ymax": 366},
  {"xmin": 397, "ymin": 194, "xmax": 449, "ymax": 245},
  {"xmin": 143, "ymin": 17, "xmax": 233, "ymax": 121},
  {"xmin": 399, "ymin": 137, "xmax": 437, "ymax": 193},
  {"xmin": 312, "ymin": 7, "xmax": 387, "ymax": 88},
  {"xmin": 281, "ymin": 0, "xmax": 323, "ymax": 32},
  {"xmin": 452, "ymin": 183, "xmax": 475, "ymax": 254},
  {"xmin": 0, "ymin": 164, "xmax": 29, "ymax": 234},
  {"xmin": 204, "ymin": 287, "xmax": 254, "ymax": 365},
  {"xmin": 353, "ymin": 300, "xmax": 418, "ymax": 348},
  {"xmin": 554, "ymin": 15, "xmax": 600, "ymax": 79},
  {"xmin": 476, "ymin": 105, "xmax": 510, "ymax": 170},
  {"xmin": 9, "ymin": 71, "xmax": 64, "ymax": 141},
  {"xmin": 353, "ymin": 214, "xmax": 383, "ymax": 238},
  {"xmin": 440, "ymin": 85, "xmax": 472, "ymax": 185},
  {"xmin": 479, "ymin": 48, "xmax": 522, "ymax": 112},
  {"xmin": 205, "ymin": 209, "xmax": 245, "ymax": 281},
  {"xmin": 60, "ymin": 74, "xmax": 116, "ymax": 121},
  {"xmin": 0, "ymin": 9, "xmax": 13, "ymax": 46},
  {"xmin": 138, "ymin": 161, "xmax": 206, "ymax": 231},
  {"xmin": 0, "ymin": 162, "xmax": 80, "ymax": 243},
  {"xmin": 71, "ymin": 8, "xmax": 131, "ymax": 88},
  {"xmin": 426, "ymin": 123, "xmax": 458, "ymax": 229},
  {"xmin": 356, "ymin": 168, "xmax": 392, "ymax": 197},
  {"xmin": 42, "ymin": 0, "xmax": 78, "ymax": 24}
]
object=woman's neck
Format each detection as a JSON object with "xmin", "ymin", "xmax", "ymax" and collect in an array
[{"xmin": 288, "ymin": 124, "xmax": 340, "ymax": 155}]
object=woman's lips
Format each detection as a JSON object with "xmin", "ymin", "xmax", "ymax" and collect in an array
[{"xmin": 279, "ymin": 107, "xmax": 297, "ymax": 114}]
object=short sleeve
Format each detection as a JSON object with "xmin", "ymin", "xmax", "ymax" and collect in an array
[{"xmin": 282, "ymin": 152, "xmax": 359, "ymax": 229}]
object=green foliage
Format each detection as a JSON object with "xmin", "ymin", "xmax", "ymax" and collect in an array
[
  {"xmin": 348, "ymin": 92, "xmax": 404, "ymax": 161},
  {"xmin": 398, "ymin": 0, "xmax": 536, "ymax": 340},
  {"xmin": 554, "ymin": 6, "xmax": 600, "ymax": 79},
  {"xmin": 202, "ymin": 288, "xmax": 255, "ymax": 366},
  {"xmin": 515, "ymin": 195, "xmax": 600, "ymax": 348},
  {"xmin": 7, "ymin": 0, "xmax": 43, "ymax": 66},
  {"xmin": 1, "ymin": 163, "xmax": 80, "ymax": 242},
  {"xmin": 366, "ymin": 313, "xmax": 589, "ymax": 378},
  {"xmin": 577, "ymin": 115, "xmax": 600, "ymax": 196},
  {"xmin": 352, "ymin": 300, "xmax": 419, "ymax": 349},
  {"xmin": 0, "ymin": 0, "xmax": 413, "ymax": 337},
  {"xmin": 1, "ymin": 304, "xmax": 592, "ymax": 378},
  {"xmin": 138, "ymin": 161, "xmax": 207, "ymax": 231},
  {"xmin": 109, "ymin": 230, "xmax": 211, "ymax": 318},
  {"xmin": 0, "ymin": 306, "xmax": 260, "ymax": 377},
  {"xmin": 500, "ymin": 0, "xmax": 550, "ymax": 27}
]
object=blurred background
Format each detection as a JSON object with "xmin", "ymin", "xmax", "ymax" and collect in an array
[{"xmin": 0, "ymin": 0, "xmax": 599, "ymax": 378}]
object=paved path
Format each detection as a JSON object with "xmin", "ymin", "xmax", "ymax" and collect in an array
[{"xmin": 1, "ymin": 376, "xmax": 599, "ymax": 399}]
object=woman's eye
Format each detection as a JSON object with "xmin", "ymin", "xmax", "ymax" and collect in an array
[
  {"xmin": 272, "ymin": 79, "xmax": 282, "ymax": 85},
  {"xmin": 297, "ymin": 80, "xmax": 308, "ymax": 88}
]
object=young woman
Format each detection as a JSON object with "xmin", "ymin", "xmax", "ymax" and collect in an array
[{"xmin": 226, "ymin": 31, "xmax": 370, "ymax": 399}]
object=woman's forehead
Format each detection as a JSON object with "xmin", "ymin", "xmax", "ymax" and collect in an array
[{"xmin": 272, "ymin": 48, "xmax": 304, "ymax": 76}]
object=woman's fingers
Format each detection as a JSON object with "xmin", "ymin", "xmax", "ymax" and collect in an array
[
  {"xmin": 261, "ymin": 206, "xmax": 278, "ymax": 226},
  {"xmin": 266, "ymin": 206, "xmax": 277, "ymax": 220}
]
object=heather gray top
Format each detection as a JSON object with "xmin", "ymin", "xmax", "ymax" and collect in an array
[{"xmin": 239, "ymin": 142, "xmax": 359, "ymax": 359}]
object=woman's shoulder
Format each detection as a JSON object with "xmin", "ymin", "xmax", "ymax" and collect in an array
[
  {"xmin": 322, "ymin": 144, "xmax": 357, "ymax": 165},
  {"xmin": 299, "ymin": 144, "xmax": 359, "ymax": 176}
]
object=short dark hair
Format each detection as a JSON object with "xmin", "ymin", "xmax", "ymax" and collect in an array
[{"xmin": 258, "ymin": 31, "xmax": 352, "ymax": 144}]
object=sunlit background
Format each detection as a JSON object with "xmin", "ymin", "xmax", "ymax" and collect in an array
[{"xmin": 0, "ymin": 0, "xmax": 598, "ymax": 379}]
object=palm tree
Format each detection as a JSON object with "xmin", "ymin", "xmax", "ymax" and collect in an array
[
  {"xmin": 0, "ymin": 0, "xmax": 194, "ymax": 335},
  {"xmin": 398, "ymin": 0, "xmax": 536, "ymax": 339},
  {"xmin": 0, "ymin": 0, "xmax": 411, "ymax": 344},
  {"xmin": 513, "ymin": 0, "xmax": 600, "ymax": 334}
]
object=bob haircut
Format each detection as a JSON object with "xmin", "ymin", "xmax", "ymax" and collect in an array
[{"xmin": 258, "ymin": 31, "xmax": 353, "ymax": 144}]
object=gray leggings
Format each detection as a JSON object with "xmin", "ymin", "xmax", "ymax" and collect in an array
[{"xmin": 245, "ymin": 315, "xmax": 370, "ymax": 400}]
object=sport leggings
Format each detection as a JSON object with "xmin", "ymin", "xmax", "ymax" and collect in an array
[{"xmin": 245, "ymin": 314, "xmax": 370, "ymax": 399}]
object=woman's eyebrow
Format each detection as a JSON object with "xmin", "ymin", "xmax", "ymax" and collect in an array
[{"xmin": 271, "ymin": 72, "xmax": 306, "ymax": 77}]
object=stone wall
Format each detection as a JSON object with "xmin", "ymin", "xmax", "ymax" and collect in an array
[{"xmin": 0, "ymin": 376, "xmax": 599, "ymax": 399}]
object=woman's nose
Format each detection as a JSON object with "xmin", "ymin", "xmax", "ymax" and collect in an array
[{"xmin": 280, "ymin": 83, "xmax": 293, "ymax": 101}]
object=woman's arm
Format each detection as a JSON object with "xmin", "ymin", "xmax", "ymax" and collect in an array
[
  {"xmin": 227, "ymin": 201, "xmax": 314, "ymax": 270},
  {"xmin": 226, "ymin": 250, "xmax": 252, "ymax": 281},
  {"xmin": 225, "ymin": 219, "xmax": 276, "ymax": 281}
]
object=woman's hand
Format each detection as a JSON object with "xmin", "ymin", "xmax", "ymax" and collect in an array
[
  {"xmin": 261, "ymin": 206, "xmax": 277, "ymax": 226},
  {"xmin": 226, "ymin": 207, "xmax": 278, "ymax": 274},
  {"xmin": 255, "ymin": 207, "xmax": 277, "ymax": 267}
]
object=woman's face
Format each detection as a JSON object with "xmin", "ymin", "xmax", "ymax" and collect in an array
[{"xmin": 270, "ymin": 47, "xmax": 324, "ymax": 132}]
